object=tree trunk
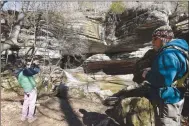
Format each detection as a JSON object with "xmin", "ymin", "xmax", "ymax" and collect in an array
[
  {"xmin": 1, "ymin": 13, "xmax": 25, "ymax": 52},
  {"xmin": 83, "ymin": 59, "xmax": 136, "ymax": 75}
]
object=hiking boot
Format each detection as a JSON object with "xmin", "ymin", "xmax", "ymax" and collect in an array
[
  {"xmin": 21, "ymin": 117, "xmax": 27, "ymax": 122},
  {"xmin": 28, "ymin": 117, "xmax": 37, "ymax": 123}
]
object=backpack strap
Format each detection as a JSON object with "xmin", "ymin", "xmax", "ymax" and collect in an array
[{"xmin": 162, "ymin": 45, "xmax": 189, "ymax": 59}]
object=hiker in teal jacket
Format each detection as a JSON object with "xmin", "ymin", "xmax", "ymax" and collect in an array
[
  {"xmin": 18, "ymin": 64, "xmax": 40, "ymax": 93},
  {"xmin": 17, "ymin": 62, "xmax": 40, "ymax": 123},
  {"xmin": 142, "ymin": 25, "xmax": 188, "ymax": 126}
]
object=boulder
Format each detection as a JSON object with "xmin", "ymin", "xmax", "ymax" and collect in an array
[{"xmin": 106, "ymin": 97, "xmax": 154, "ymax": 126}]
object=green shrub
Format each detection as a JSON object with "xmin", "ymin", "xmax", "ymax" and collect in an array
[{"xmin": 110, "ymin": 1, "xmax": 126, "ymax": 14}]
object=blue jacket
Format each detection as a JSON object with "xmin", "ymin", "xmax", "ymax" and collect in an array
[
  {"xmin": 146, "ymin": 39, "xmax": 189, "ymax": 104},
  {"xmin": 14, "ymin": 64, "xmax": 40, "ymax": 78},
  {"xmin": 23, "ymin": 65, "xmax": 40, "ymax": 76}
]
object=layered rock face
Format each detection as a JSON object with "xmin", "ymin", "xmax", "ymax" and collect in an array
[{"xmin": 1, "ymin": 2, "xmax": 188, "ymax": 64}]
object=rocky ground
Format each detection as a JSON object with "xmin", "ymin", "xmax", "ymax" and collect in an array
[
  {"xmin": 1, "ymin": 68, "xmax": 189, "ymax": 126},
  {"xmin": 1, "ymin": 89, "xmax": 108, "ymax": 126}
]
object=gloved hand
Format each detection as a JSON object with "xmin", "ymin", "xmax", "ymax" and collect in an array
[
  {"xmin": 102, "ymin": 96, "xmax": 121, "ymax": 106},
  {"xmin": 31, "ymin": 63, "xmax": 36, "ymax": 68},
  {"xmin": 142, "ymin": 67, "xmax": 151, "ymax": 78}
]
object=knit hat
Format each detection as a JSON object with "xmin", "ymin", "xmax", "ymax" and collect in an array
[{"xmin": 152, "ymin": 25, "xmax": 174, "ymax": 43}]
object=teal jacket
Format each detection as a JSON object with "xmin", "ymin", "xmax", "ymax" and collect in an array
[
  {"xmin": 18, "ymin": 71, "xmax": 36, "ymax": 92},
  {"xmin": 146, "ymin": 39, "xmax": 189, "ymax": 104},
  {"xmin": 18, "ymin": 65, "xmax": 40, "ymax": 92}
]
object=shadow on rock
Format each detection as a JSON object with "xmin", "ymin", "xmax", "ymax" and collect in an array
[
  {"xmin": 79, "ymin": 109, "xmax": 120, "ymax": 126},
  {"xmin": 57, "ymin": 83, "xmax": 83, "ymax": 126}
]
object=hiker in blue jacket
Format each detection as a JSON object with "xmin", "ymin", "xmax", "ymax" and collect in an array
[
  {"xmin": 103, "ymin": 25, "xmax": 188, "ymax": 125},
  {"xmin": 142, "ymin": 25, "xmax": 189, "ymax": 126}
]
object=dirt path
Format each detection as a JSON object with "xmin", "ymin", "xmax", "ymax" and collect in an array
[{"xmin": 1, "ymin": 90, "xmax": 108, "ymax": 126}]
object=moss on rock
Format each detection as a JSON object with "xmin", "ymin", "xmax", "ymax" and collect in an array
[{"xmin": 108, "ymin": 97, "xmax": 154, "ymax": 126}]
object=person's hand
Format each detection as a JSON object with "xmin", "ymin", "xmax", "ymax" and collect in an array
[
  {"xmin": 33, "ymin": 60, "xmax": 39, "ymax": 65},
  {"xmin": 31, "ymin": 60, "xmax": 40, "ymax": 68},
  {"xmin": 142, "ymin": 68, "xmax": 151, "ymax": 78},
  {"xmin": 102, "ymin": 96, "xmax": 121, "ymax": 106}
]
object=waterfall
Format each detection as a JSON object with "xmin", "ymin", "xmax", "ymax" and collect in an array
[{"xmin": 63, "ymin": 70, "xmax": 113, "ymax": 99}]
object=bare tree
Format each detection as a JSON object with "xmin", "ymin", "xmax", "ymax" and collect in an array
[{"xmin": 1, "ymin": 12, "xmax": 25, "ymax": 52}]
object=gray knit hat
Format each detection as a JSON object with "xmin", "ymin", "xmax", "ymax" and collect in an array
[{"xmin": 152, "ymin": 25, "xmax": 174, "ymax": 43}]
